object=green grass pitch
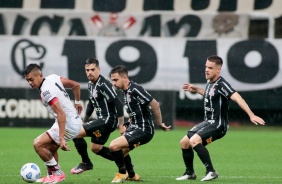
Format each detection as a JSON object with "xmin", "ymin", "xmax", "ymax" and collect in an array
[{"xmin": 1, "ymin": 126, "xmax": 281, "ymax": 184}]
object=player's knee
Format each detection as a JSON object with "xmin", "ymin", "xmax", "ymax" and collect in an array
[
  {"xmin": 33, "ymin": 138, "xmax": 41, "ymax": 152},
  {"xmin": 91, "ymin": 144, "xmax": 102, "ymax": 154},
  {"xmin": 189, "ymin": 136, "xmax": 202, "ymax": 147},
  {"xmin": 109, "ymin": 143, "xmax": 116, "ymax": 152},
  {"xmin": 179, "ymin": 139, "xmax": 189, "ymax": 148},
  {"xmin": 179, "ymin": 137, "xmax": 190, "ymax": 148}
]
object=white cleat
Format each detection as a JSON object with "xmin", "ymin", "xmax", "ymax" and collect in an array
[
  {"xmin": 201, "ymin": 171, "xmax": 219, "ymax": 182},
  {"xmin": 176, "ymin": 172, "xmax": 197, "ymax": 180}
]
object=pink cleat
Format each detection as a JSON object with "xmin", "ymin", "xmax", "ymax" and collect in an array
[
  {"xmin": 36, "ymin": 175, "xmax": 51, "ymax": 183},
  {"xmin": 43, "ymin": 172, "xmax": 66, "ymax": 184}
]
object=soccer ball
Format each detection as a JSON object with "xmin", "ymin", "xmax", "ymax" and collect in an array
[{"xmin": 20, "ymin": 163, "xmax": 41, "ymax": 183}]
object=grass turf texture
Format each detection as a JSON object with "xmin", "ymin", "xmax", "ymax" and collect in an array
[{"xmin": 1, "ymin": 126, "xmax": 281, "ymax": 184}]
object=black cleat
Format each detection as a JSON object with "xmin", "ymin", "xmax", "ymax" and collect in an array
[{"xmin": 70, "ymin": 162, "xmax": 93, "ymax": 174}]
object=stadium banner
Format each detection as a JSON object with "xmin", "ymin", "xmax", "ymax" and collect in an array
[
  {"xmin": 0, "ymin": 10, "xmax": 249, "ymax": 38},
  {"xmin": 1, "ymin": 36, "xmax": 282, "ymax": 126},
  {"xmin": 0, "ymin": 36, "xmax": 282, "ymax": 92},
  {"xmin": 4, "ymin": 0, "xmax": 282, "ymax": 18}
]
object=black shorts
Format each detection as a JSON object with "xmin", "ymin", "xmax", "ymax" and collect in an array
[
  {"xmin": 124, "ymin": 127, "xmax": 154, "ymax": 150},
  {"xmin": 187, "ymin": 121, "xmax": 227, "ymax": 146},
  {"xmin": 83, "ymin": 119, "xmax": 116, "ymax": 145}
]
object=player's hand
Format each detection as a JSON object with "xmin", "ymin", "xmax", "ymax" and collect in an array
[
  {"xmin": 60, "ymin": 139, "xmax": 70, "ymax": 151},
  {"xmin": 183, "ymin": 83, "xmax": 197, "ymax": 93},
  {"xmin": 158, "ymin": 123, "xmax": 171, "ymax": 131},
  {"xmin": 250, "ymin": 115, "xmax": 265, "ymax": 125},
  {"xmin": 119, "ymin": 124, "xmax": 126, "ymax": 135},
  {"xmin": 75, "ymin": 104, "xmax": 83, "ymax": 115}
]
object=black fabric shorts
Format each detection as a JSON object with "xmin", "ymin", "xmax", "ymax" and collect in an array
[
  {"xmin": 124, "ymin": 127, "xmax": 154, "ymax": 150},
  {"xmin": 83, "ymin": 119, "xmax": 116, "ymax": 145},
  {"xmin": 187, "ymin": 121, "xmax": 227, "ymax": 146}
]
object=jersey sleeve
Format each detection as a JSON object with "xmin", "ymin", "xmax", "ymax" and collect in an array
[
  {"xmin": 100, "ymin": 81, "xmax": 118, "ymax": 103},
  {"xmin": 218, "ymin": 81, "xmax": 236, "ymax": 99},
  {"xmin": 41, "ymin": 88, "xmax": 57, "ymax": 105},
  {"xmin": 132, "ymin": 84, "xmax": 153, "ymax": 105}
]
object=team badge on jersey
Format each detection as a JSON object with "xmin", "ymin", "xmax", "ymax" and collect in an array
[
  {"xmin": 126, "ymin": 93, "xmax": 131, "ymax": 102},
  {"xmin": 92, "ymin": 89, "xmax": 98, "ymax": 98},
  {"xmin": 209, "ymin": 87, "xmax": 215, "ymax": 96}
]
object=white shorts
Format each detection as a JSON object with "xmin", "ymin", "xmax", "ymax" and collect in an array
[{"xmin": 46, "ymin": 117, "xmax": 82, "ymax": 145}]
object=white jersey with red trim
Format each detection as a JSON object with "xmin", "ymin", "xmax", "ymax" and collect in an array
[{"xmin": 39, "ymin": 74, "xmax": 78, "ymax": 121}]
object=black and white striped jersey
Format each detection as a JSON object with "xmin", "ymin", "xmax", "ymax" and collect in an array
[
  {"xmin": 204, "ymin": 76, "xmax": 236, "ymax": 129},
  {"xmin": 88, "ymin": 75, "xmax": 118, "ymax": 120},
  {"xmin": 123, "ymin": 81, "xmax": 154, "ymax": 133}
]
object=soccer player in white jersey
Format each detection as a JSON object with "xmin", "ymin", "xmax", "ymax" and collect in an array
[{"xmin": 23, "ymin": 63, "xmax": 83, "ymax": 184}]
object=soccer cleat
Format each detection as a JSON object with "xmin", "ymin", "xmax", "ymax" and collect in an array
[
  {"xmin": 201, "ymin": 171, "xmax": 219, "ymax": 182},
  {"xmin": 43, "ymin": 172, "xmax": 66, "ymax": 184},
  {"xmin": 70, "ymin": 162, "xmax": 93, "ymax": 174},
  {"xmin": 126, "ymin": 173, "xmax": 141, "ymax": 181},
  {"xmin": 176, "ymin": 171, "xmax": 197, "ymax": 180},
  {"xmin": 36, "ymin": 175, "xmax": 51, "ymax": 183},
  {"xmin": 111, "ymin": 173, "xmax": 128, "ymax": 183}
]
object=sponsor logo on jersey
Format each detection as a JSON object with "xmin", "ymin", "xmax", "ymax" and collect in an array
[
  {"xmin": 42, "ymin": 90, "xmax": 51, "ymax": 97},
  {"xmin": 94, "ymin": 107, "xmax": 102, "ymax": 112},
  {"xmin": 129, "ymin": 112, "xmax": 136, "ymax": 116},
  {"xmin": 207, "ymin": 120, "xmax": 215, "ymax": 124},
  {"xmin": 137, "ymin": 96, "xmax": 145, "ymax": 104},
  {"xmin": 101, "ymin": 90, "xmax": 109, "ymax": 100},
  {"xmin": 205, "ymin": 107, "xmax": 214, "ymax": 112},
  {"xmin": 221, "ymin": 87, "xmax": 229, "ymax": 96}
]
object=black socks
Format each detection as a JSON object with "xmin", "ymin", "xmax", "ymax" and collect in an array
[
  {"xmin": 124, "ymin": 154, "xmax": 135, "ymax": 178},
  {"xmin": 111, "ymin": 150, "xmax": 126, "ymax": 174},
  {"xmin": 97, "ymin": 146, "xmax": 114, "ymax": 161},
  {"xmin": 73, "ymin": 138, "xmax": 91, "ymax": 163},
  {"xmin": 182, "ymin": 148, "xmax": 195, "ymax": 173},
  {"xmin": 193, "ymin": 144, "xmax": 215, "ymax": 172}
]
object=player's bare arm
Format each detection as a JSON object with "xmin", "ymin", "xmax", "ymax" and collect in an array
[
  {"xmin": 182, "ymin": 83, "xmax": 205, "ymax": 95},
  {"xmin": 50, "ymin": 100, "xmax": 70, "ymax": 151},
  {"xmin": 150, "ymin": 99, "xmax": 171, "ymax": 131},
  {"xmin": 60, "ymin": 77, "xmax": 83, "ymax": 114},
  {"xmin": 231, "ymin": 92, "xmax": 265, "ymax": 125},
  {"xmin": 118, "ymin": 116, "xmax": 126, "ymax": 135}
]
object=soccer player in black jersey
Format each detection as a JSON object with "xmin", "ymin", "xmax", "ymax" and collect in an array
[
  {"xmin": 176, "ymin": 55, "xmax": 265, "ymax": 182},
  {"xmin": 71, "ymin": 58, "xmax": 137, "ymax": 178},
  {"xmin": 109, "ymin": 65, "xmax": 171, "ymax": 183}
]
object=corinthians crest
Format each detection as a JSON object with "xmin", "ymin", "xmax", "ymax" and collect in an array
[{"xmin": 91, "ymin": 13, "xmax": 136, "ymax": 37}]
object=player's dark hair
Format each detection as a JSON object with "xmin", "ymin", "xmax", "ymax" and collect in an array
[
  {"xmin": 23, "ymin": 63, "xmax": 42, "ymax": 77},
  {"xmin": 85, "ymin": 58, "xmax": 99, "ymax": 67},
  {"xmin": 110, "ymin": 65, "xmax": 128, "ymax": 76},
  {"xmin": 207, "ymin": 55, "xmax": 223, "ymax": 66}
]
